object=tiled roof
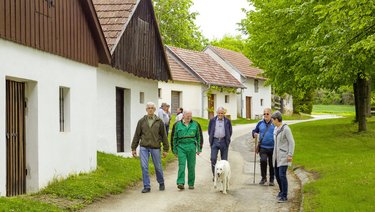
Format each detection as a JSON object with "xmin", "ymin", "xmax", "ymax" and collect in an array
[
  {"xmin": 166, "ymin": 52, "xmax": 201, "ymax": 83},
  {"xmin": 167, "ymin": 46, "xmax": 244, "ymax": 88},
  {"xmin": 207, "ymin": 46, "xmax": 265, "ymax": 80},
  {"xmin": 93, "ymin": 0, "xmax": 137, "ymax": 51}
]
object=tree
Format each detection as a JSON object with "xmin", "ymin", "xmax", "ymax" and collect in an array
[
  {"xmin": 210, "ymin": 35, "xmax": 246, "ymax": 53},
  {"xmin": 240, "ymin": 0, "xmax": 374, "ymax": 132},
  {"xmin": 153, "ymin": 0, "xmax": 208, "ymax": 50}
]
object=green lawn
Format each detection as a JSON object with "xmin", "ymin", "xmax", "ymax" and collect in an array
[
  {"xmin": 312, "ymin": 104, "xmax": 355, "ymax": 116},
  {"xmin": 291, "ymin": 116, "xmax": 375, "ymax": 211}
]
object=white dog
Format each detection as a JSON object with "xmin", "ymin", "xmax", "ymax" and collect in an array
[{"xmin": 214, "ymin": 160, "xmax": 231, "ymax": 194}]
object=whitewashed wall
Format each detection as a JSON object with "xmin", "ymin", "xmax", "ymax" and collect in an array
[
  {"xmin": 96, "ymin": 65, "xmax": 158, "ymax": 157},
  {"xmin": 202, "ymin": 89, "xmax": 238, "ymax": 120},
  {"xmin": 0, "ymin": 39, "xmax": 97, "ymax": 195},
  {"xmin": 158, "ymin": 81, "xmax": 202, "ymax": 117},
  {"xmin": 242, "ymin": 79, "xmax": 272, "ymax": 119}
]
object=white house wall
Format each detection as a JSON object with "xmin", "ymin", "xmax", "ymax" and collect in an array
[
  {"xmin": 96, "ymin": 65, "xmax": 158, "ymax": 156},
  {"xmin": 242, "ymin": 79, "xmax": 272, "ymax": 119},
  {"xmin": 158, "ymin": 81, "xmax": 202, "ymax": 117},
  {"xmin": 0, "ymin": 39, "xmax": 97, "ymax": 195},
  {"xmin": 202, "ymin": 89, "xmax": 238, "ymax": 120}
]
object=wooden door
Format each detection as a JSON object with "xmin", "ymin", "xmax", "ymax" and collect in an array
[
  {"xmin": 116, "ymin": 88, "xmax": 124, "ymax": 152},
  {"xmin": 246, "ymin": 96, "xmax": 252, "ymax": 119},
  {"xmin": 171, "ymin": 91, "xmax": 180, "ymax": 114},
  {"xmin": 6, "ymin": 80, "xmax": 26, "ymax": 196},
  {"xmin": 208, "ymin": 94, "xmax": 215, "ymax": 119}
]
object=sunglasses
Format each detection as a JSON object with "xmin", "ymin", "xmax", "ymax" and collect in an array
[{"xmin": 263, "ymin": 113, "xmax": 270, "ymax": 115}]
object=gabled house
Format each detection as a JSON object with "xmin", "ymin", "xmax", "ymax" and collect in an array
[
  {"xmin": 159, "ymin": 46, "xmax": 244, "ymax": 120},
  {"xmin": 0, "ymin": 0, "xmax": 111, "ymax": 196},
  {"xmin": 204, "ymin": 46, "xmax": 273, "ymax": 119},
  {"xmin": 93, "ymin": 0, "xmax": 171, "ymax": 156}
]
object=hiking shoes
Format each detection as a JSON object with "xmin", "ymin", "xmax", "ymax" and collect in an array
[
  {"xmin": 269, "ymin": 181, "xmax": 275, "ymax": 186},
  {"xmin": 278, "ymin": 197, "xmax": 288, "ymax": 203},
  {"xmin": 259, "ymin": 179, "xmax": 267, "ymax": 185},
  {"xmin": 177, "ymin": 184, "xmax": 185, "ymax": 190},
  {"xmin": 141, "ymin": 188, "xmax": 151, "ymax": 193},
  {"xmin": 188, "ymin": 185, "xmax": 194, "ymax": 190},
  {"xmin": 159, "ymin": 183, "xmax": 165, "ymax": 191}
]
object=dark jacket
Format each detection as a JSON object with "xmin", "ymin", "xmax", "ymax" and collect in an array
[
  {"xmin": 131, "ymin": 115, "xmax": 169, "ymax": 152},
  {"xmin": 170, "ymin": 119, "xmax": 203, "ymax": 152},
  {"xmin": 208, "ymin": 116, "xmax": 232, "ymax": 147}
]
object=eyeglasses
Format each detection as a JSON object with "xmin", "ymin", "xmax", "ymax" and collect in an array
[
  {"xmin": 146, "ymin": 107, "xmax": 155, "ymax": 109},
  {"xmin": 263, "ymin": 113, "xmax": 270, "ymax": 115}
]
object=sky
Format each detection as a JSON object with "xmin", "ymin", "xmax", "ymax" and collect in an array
[{"xmin": 191, "ymin": 0, "xmax": 252, "ymax": 40}]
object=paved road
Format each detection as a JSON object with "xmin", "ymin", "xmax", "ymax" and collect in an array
[{"xmin": 83, "ymin": 115, "xmax": 338, "ymax": 212}]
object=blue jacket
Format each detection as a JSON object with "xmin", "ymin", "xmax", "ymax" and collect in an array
[
  {"xmin": 252, "ymin": 119, "xmax": 275, "ymax": 149},
  {"xmin": 208, "ymin": 116, "xmax": 233, "ymax": 147}
]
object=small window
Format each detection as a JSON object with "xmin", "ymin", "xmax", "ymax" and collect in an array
[
  {"xmin": 254, "ymin": 80, "xmax": 259, "ymax": 93},
  {"xmin": 158, "ymin": 88, "xmax": 162, "ymax": 98},
  {"xmin": 140, "ymin": 92, "xmax": 144, "ymax": 104},
  {"xmin": 225, "ymin": 95, "xmax": 230, "ymax": 103},
  {"xmin": 59, "ymin": 87, "xmax": 70, "ymax": 132},
  {"xmin": 260, "ymin": 99, "xmax": 264, "ymax": 106}
]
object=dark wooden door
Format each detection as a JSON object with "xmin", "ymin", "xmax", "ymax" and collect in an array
[
  {"xmin": 171, "ymin": 91, "xmax": 180, "ymax": 114},
  {"xmin": 246, "ymin": 96, "xmax": 252, "ymax": 119},
  {"xmin": 208, "ymin": 94, "xmax": 215, "ymax": 119},
  {"xmin": 6, "ymin": 80, "xmax": 26, "ymax": 196},
  {"xmin": 116, "ymin": 88, "xmax": 124, "ymax": 152}
]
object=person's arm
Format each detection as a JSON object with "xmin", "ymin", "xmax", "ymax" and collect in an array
[
  {"xmin": 285, "ymin": 126, "xmax": 295, "ymax": 160},
  {"xmin": 198, "ymin": 122, "xmax": 204, "ymax": 150},
  {"xmin": 172, "ymin": 123, "xmax": 179, "ymax": 154},
  {"xmin": 170, "ymin": 122, "xmax": 177, "ymax": 152},
  {"xmin": 228, "ymin": 118, "xmax": 233, "ymax": 137},
  {"xmin": 252, "ymin": 121, "xmax": 261, "ymax": 138},
  {"xmin": 160, "ymin": 121, "xmax": 169, "ymax": 154},
  {"xmin": 131, "ymin": 120, "xmax": 142, "ymax": 156}
]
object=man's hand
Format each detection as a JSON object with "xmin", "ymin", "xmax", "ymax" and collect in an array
[
  {"xmin": 132, "ymin": 150, "xmax": 137, "ymax": 157},
  {"xmin": 254, "ymin": 133, "xmax": 259, "ymax": 138},
  {"xmin": 196, "ymin": 152, "xmax": 201, "ymax": 155},
  {"xmin": 162, "ymin": 151, "xmax": 168, "ymax": 158}
]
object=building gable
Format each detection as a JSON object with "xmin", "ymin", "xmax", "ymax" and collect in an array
[{"xmin": 0, "ymin": 0, "xmax": 111, "ymax": 66}]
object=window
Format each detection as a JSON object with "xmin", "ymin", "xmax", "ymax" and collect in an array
[
  {"xmin": 260, "ymin": 99, "xmax": 264, "ymax": 106},
  {"xmin": 254, "ymin": 79, "xmax": 259, "ymax": 93},
  {"xmin": 158, "ymin": 88, "xmax": 162, "ymax": 98},
  {"xmin": 225, "ymin": 95, "xmax": 230, "ymax": 103},
  {"xmin": 59, "ymin": 87, "xmax": 70, "ymax": 132},
  {"xmin": 139, "ymin": 92, "xmax": 144, "ymax": 104}
]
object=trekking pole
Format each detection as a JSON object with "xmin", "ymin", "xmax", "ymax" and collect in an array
[{"xmin": 253, "ymin": 136, "xmax": 258, "ymax": 184}]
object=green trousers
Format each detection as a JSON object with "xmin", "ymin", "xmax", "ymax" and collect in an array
[{"xmin": 177, "ymin": 143, "xmax": 196, "ymax": 186}]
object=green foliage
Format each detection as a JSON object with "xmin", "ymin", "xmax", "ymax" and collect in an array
[
  {"xmin": 0, "ymin": 197, "xmax": 62, "ymax": 211},
  {"xmin": 153, "ymin": 0, "xmax": 208, "ymax": 50},
  {"xmin": 314, "ymin": 87, "xmax": 354, "ymax": 105},
  {"xmin": 293, "ymin": 90, "xmax": 314, "ymax": 114},
  {"xmin": 292, "ymin": 117, "xmax": 375, "ymax": 211},
  {"xmin": 210, "ymin": 35, "xmax": 246, "ymax": 53}
]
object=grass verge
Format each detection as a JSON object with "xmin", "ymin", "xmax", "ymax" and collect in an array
[
  {"xmin": 291, "ymin": 116, "xmax": 375, "ymax": 211},
  {"xmin": 312, "ymin": 104, "xmax": 355, "ymax": 116}
]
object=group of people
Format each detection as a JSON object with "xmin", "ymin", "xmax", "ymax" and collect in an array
[{"xmin": 131, "ymin": 102, "xmax": 295, "ymax": 203}]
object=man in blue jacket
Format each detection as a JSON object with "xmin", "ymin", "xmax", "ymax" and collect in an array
[
  {"xmin": 208, "ymin": 106, "xmax": 233, "ymax": 180},
  {"xmin": 252, "ymin": 108, "xmax": 275, "ymax": 185}
]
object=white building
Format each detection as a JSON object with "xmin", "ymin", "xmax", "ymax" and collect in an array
[{"xmin": 205, "ymin": 46, "xmax": 273, "ymax": 119}]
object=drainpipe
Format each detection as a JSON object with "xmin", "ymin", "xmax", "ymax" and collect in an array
[{"xmin": 202, "ymin": 84, "xmax": 210, "ymax": 118}]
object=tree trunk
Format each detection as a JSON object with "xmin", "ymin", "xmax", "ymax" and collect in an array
[
  {"xmin": 366, "ymin": 77, "xmax": 372, "ymax": 117},
  {"xmin": 356, "ymin": 74, "xmax": 367, "ymax": 132},
  {"xmin": 353, "ymin": 82, "xmax": 359, "ymax": 122}
]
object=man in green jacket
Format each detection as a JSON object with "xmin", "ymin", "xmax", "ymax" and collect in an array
[
  {"xmin": 131, "ymin": 102, "xmax": 169, "ymax": 193},
  {"xmin": 172, "ymin": 109, "xmax": 202, "ymax": 190}
]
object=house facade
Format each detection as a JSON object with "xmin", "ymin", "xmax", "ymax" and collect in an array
[
  {"xmin": 0, "ymin": 0, "xmax": 110, "ymax": 196},
  {"xmin": 93, "ymin": 0, "xmax": 171, "ymax": 156},
  {"xmin": 205, "ymin": 46, "xmax": 272, "ymax": 119},
  {"xmin": 159, "ymin": 46, "xmax": 244, "ymax": 120}
]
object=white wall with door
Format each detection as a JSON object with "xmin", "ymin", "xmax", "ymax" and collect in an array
[{"xmin": 242, "ymin": 79, "xmax": 272, "ymax": 119}]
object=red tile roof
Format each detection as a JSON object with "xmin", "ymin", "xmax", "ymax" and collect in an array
[
  {"xmin": 207, "ymin": 46, "xmax": 265, "ymax": 80},
  {"xmin": 93, "ymin": 0, "xmax": 137, "ymax": 51},
  {"xmin": 166, "ymin": 52, "xmax": 201, "ymax": 83},
  {"xmin": 167, "ymin": 46, "xmax": 244, "ymax": 88}
]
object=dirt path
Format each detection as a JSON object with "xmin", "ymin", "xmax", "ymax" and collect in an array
[{"xmin": 83, "ymin": 116, "xmax": 338, "ymax": 212}]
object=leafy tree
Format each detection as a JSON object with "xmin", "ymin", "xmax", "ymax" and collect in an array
[
  {"xmin": 210, "ymin": 35, "xmax": 246, "ymax": 53},
  {"xmin": 153, "ymin": 0, "xmax": 208, "ymax": 50},
  {"xmin": 240, "ymin": 0, "xmax": 374, "ymax": 131}
]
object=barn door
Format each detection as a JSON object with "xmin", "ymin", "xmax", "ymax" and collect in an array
[
  {"xmin": 116, "ymin": 87, "xmax": 124, "ymax": 152},
  {"xmin": 6, "ymin": 80, "xmax": 26, "ymax": 196},
  {"xmin": 208, "ymin": 94, "xmax": 215, "ymax": 119},
  {"xmin": 171, "ymin": 91, "xmax": 180, "ymax": 114},
  {"xmin": 246, "ymin": 96, "xmax": 252, "ymax": 119}
]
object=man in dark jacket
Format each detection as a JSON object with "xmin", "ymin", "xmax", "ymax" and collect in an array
[
  {"xmin": 208, "ymin": 106, "xmax": 233, "ymax": 179},
  {"xmin": 252, "ymin": 108, "xmax": 275, "ymax": 185},
  {"xmin": 131, "ymin": 102, "xmax": 169, "ymax": 193}
]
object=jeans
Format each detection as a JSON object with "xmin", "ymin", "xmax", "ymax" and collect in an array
[
  {"xmin": 259, "ymin": 148, "xmax": 274, "ymax": 181},
  {"xmin": 210, "ymin": 138, "xmax": 228, "ymax": 175},
  {"xmin": 165, "ymin": 124, "xmax": 170, "ymax": 137},
  {"xmin": 140, "ymin": 146, "xmax": 164, "ymax": 189},
  {"xmin": 275, "ymin": 163, "xmax": 288, "ymax": 199}
]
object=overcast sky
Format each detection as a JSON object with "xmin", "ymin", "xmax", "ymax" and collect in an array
[{"xmin": 191, "ymin": 0, "xmax": 252, "ymax": 40}]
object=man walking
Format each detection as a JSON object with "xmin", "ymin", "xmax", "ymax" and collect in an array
[
  {"xmin": 131, "ymin": 102, "xmax": 169, "ymax": 193},
  {"xmin": 208, "ymin": 107, "xmax": 233, "ymax": 180},
  {"xmin": 252, "ymin": 108, "xmax": 275, "ymax": 185},
  {"xmin": 172, "ymin": 110, "xmax": 202, "ymax": 190}
]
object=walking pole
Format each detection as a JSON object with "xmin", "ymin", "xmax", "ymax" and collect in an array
[{"xmin": 253, "ymin": 136, "xmax": 258, "ymax": 184}]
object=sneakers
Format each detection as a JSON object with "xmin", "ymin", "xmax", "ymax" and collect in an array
[
  {"xmin": 259, "ymin": 178, "xmax": 267, "ymax": 185},
  {"xmin": 278, "ymin": 197, "xmax": 288, "ymax": 203},
  {"xmin": 141, "ymin": 188, "xmax": 151, "ymax": 193},
  {"xmin": 188, "ymin": 185, "xmax": 194, "ymax": 190},
  {"xmin": 159, "ymin": 183, "xmax": 165, "ymax": 191},
  {"xmin": 269, "ymin": 181, "xmax": 275, "ymax": 186},
  {"xmin": 177, "ymin": 184, "xmax": 185, "ymax": 190}
]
